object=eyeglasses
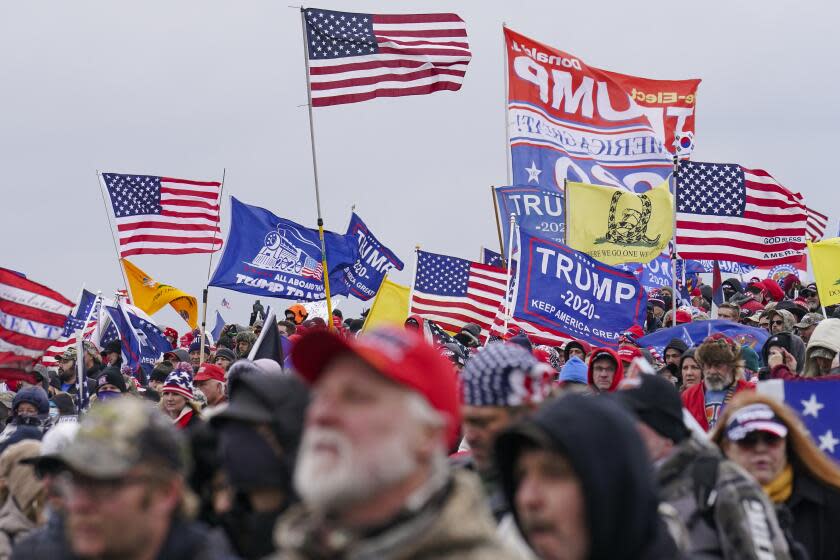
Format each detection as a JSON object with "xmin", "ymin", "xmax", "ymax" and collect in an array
[
  {"xmin": 734, "ymin": 431, "xmax": 784, "ymax": 450},
  {"xmin": 771, "ymin": 320, "xmax": 784, "ymax": 326}
]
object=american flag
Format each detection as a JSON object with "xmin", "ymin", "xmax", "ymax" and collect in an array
[
  {"xmin": 304, "ymin": 8, "xmax": 471, "ymax": 107},
  {"xmin": 301, "ymin": 257, "xmax": 324, "ymax": 281},
  {"xmin": 791, "ymin": 193, "xmax": 829, "ymax": 241},
  {"xmin": 676, "ymin": 161, "xmax": 807, "ymax": 266},
  {"xmin": 0, "ymin": 268, "xmax": 74, "ymax": 367},
  {"xmin": 410, "ymin": 250, "xmax": 506, "ymax": 336},
  {"xmin": 221, "ymin": 298, "xmax": 231, "ymax": 310},
  {"xmin": 102, "ymin": 173, "xmax": 223, "ymax": 257},
  {"xmin": 41, "ymin": 289, "xmax": 100, "ymax": 367}
]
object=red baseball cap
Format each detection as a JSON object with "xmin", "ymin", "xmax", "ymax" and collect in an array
[
  {"xmin": 291, "ymin": 327, "xmax": 461, "ymax": 448},
  {"xmin": 618, "ymin": 345, "xmax": 643, "ymax": 363},
  {"xmin": 193, "ymin": 363, "xmax": 226, "ymax": 383}
]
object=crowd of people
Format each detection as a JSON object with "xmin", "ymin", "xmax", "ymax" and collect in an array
[{"xmin": 1, "ymin": 272, "xmax": 840, "ymax": 559}]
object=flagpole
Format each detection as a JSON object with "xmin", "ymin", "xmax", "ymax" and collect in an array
[
  {"xmin": 501, "ymin": 23, "xmax": 512, "ymax": 184},
  {"xmin": 95, "ymin": 170, "xmax": 130, "ymax": 293},
  {"xmin": 671, "ymin": 154, "xmax": 679, "ymax": 324},
  {"xmin": 299, "ymin": 8, "xmax": 334, "ymax": 327},
  {"xmin": 503, "ymin": 214, "xmax": 516, "ymax": 331},
  {"xmin": 198, "ymin": 168, "xmax": 225, "ymax": 365},
  {"xmin": 408, "ymin": 245, "xmax": 420, "ymax": 321},
  {"xmin": 491, "ymin": 186, "xmax": 507, "ymax": 268}
]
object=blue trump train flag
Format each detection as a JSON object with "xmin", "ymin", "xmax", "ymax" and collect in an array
[
  {"xmin": 209, "ymin": 198, "xmax": 359, "ymax": 301},
  {"xmin": 495, "ymin": 185, "xmax": 564, "ymax": 253},
  {"xmin": 338, "ymin": 213, "xmax": 404, "ymax": 301},
  {"xmin": 513, "ymin": 231, "xmax": 646, "ymax": 348},
  {"xmin": 637, "ymin": 319, "xmax": 769, "ymax": 358}
]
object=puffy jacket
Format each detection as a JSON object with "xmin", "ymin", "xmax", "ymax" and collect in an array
[
  {"xmin": 657, "ymin": 436, "xmax": 791, "ymax": 559},
  {"xmin": 803, "ymin": 319, "xmax": 840, "ymax": 378},
  {"xmin": 586, "ymin": 347, "xmax": 624, "ymax": 393}
]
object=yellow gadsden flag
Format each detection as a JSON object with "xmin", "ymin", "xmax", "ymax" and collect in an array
[
  {"xmin": 808, "ymin": 238, "xmax": 840, "ymax": 307},
  {"xmin": 362, "ymin": 277, "xmax": 410, "ymax": 332},
  {"xmin": 565, "ymin": 181, "xmax": 673, "ymax": 265},
  {"xmin": 121, "ymin": 259, "xmax": 198, "ymax": 329}
]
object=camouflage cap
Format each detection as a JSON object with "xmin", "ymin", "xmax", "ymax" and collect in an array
[
  {"xmin": 45, "ymin": 398, "xmax": 186, "ymax": 479},
  {"xmin": 794, "ymin": 312, "xmax": 823, "ymax": 329},
  {"xmin": 59, "ymin": 347, "xmax": 77, "ymax": 362},
  {"xmin": 82, "ymin": 340, "xmax": 100, "ymax": 357}
]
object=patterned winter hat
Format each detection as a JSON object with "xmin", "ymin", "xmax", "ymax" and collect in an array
[
  {"xmin": 161, "ymin": 369, "xmax": 194, "ymax": 400},
  {"xmin": 460, "ymin": 342, "xmax": 552, "ymax": 407},
  {"xmin": 535, "ymin": 345, "xmax": 561, "ymax": 370}
]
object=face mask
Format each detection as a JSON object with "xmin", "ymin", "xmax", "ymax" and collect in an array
[
  {"xmin": 48, "ymin": 404, "xmax": 59, "ymax": 419},
  {"xmin": 97, "ymin": 391, "xmax": 122, "ymax": 402}
]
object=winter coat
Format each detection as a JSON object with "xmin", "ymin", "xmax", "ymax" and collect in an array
[
  {"xmin": 681, "ymin": 379, "xmax": 753, "ymax": 431},
  {"xmin": 657, "ymin": 435, "xmax": 791, "ymax": 560},
  {"xmin": 803, "ymin": 319, "xmax": 840, "ymax": 378},
  {"xmin": 495, "ymin": 394, "xmax": 683, "ymax": 560},
  {"xmin": 10, "ymin": 510, "xmax": 64, "ymax": 560},
  {"xmin": 270, "ymin": 470, "xmax": 518, "ymax": 560},
  {"xmin": 0, "ymin": 498, "xmax": 36, "ymax": 560},
  {"xmin": 586, "ymin": 347, "xmax": 624, "ymax": 393},
  {"xmin": 786, "ymin": 469, "xmax": 840, "ymax": 560}
]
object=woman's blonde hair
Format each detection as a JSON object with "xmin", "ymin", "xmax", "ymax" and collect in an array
[{"xmin": 710, "ymin": 391, "xmax": 840, "ymax": 491}]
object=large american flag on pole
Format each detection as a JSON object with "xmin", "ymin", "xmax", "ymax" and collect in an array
[
  {"xmin": 410, "ymin": 250, "xmax": 506, "ymax": 336},
  {"xmin": 303, "ymin": 8, "xmax": 471, "ymax": 107},
  {"xmin": 102, "ymin": 173, "xmax": 223, "ymax": 257},
  {"xmin": 675, "ymin": 161, "xmax": 807, "ymax": 266},
  {"xmin": 0, "ymin": 268, "xmax": 74, "ymax": 367}
]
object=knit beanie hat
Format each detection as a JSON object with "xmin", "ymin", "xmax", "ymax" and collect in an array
[
  {"xmin": 740, "ymin": 345, "xmax": 761, "ymax": 373},
  {"xmin": 559, "ymin": 357, "xmax": 587, "ymax": 385},
  {"xmin": 96, "ymin": 365, "xmax": 128, "ymax": 394},
  {"xmin": 460, "ymin": 342, "xmax": 551, "ymax": 407},
  {"xmin": 508, "ymin": 333, "xmax": 533, "ymax": 352},
  {"xmin": 161, "ymin": 369, "xmax": 194, "ymax": 400},
  {"xmin": 664, "ymin": 338, "xmax": 689, "ymax": 355},
  {"xmin": 535, "ymin": 345, "xmax": 562, "ymax": 370},
  {"xmin": 614, "ymin": 375, "xmax": 690, "ymax": 444}
]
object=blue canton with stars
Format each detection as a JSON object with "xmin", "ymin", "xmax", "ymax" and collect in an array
[
  {"xmin": 304, "ymin": 8, "xmax": 377, "ymax": 60},
  {"xmin": 103, "ymin": 174, "xmax": 162, "ymax": 217},
  {"xmin": 61, "ymin": 289, "xmax": 98, "ymax": 337},
  {"xmin": 104, "ymin": 305, "xmax": 172, "ymax": 371},
  {"xmin": 677, "ymin": 161, "xmax": 746, "ymax": 217},
  {"xmin": 415, "ymin": 251, "xmax": 470, "ymax": 297},
  {"xmin": 780, "ymin": 379, "xmax": 840, "ymax": 461}
]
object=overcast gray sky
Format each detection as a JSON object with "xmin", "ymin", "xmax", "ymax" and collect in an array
[{"xmin": 2, "ymin": 1, "xmax": 837, "ymax": 329}]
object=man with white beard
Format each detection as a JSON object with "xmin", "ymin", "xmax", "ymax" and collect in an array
[
  {"xmin": 680, "ymin": 334, "xmax": 753, "ymax": 432},
  {"xmin": 270, "ymin": 327, "xmax": 516, "ymax": 559}
]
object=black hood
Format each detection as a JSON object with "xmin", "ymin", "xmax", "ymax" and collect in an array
[
  {"xmin": 495, "ymin": 394, "xmax": 667, "ymax": 560},
  {"xmin": 721, "ymin": 278, "xmax": 743, "ymax": 295},
  {"xmin": 762, "ymin": 332, "xmax": 793, "ymax": 365}
]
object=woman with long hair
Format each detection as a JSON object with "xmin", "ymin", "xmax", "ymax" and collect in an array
[{"xmin": 711, "ymin": 391, "xmax": 840, "ymax": 560}]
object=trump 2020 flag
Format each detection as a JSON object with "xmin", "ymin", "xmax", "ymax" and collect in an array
[
  {"xmin": 105, "ymin": 304, "xmax": 172, "ymax": 372},
  {"xmin": 304, "ymin": 8, "xmax": 471, "ymax": 107},
  {"xmin": 209, "ymin": 197, "xmax": 359, "ymax": 301},
  {"xmin": 495, "ymin": 185, "xmax": 565, "ymax": 253},
  {"xmin": 504, "ymin": 27, "xmax": 674, "ymax": 192},
  {"xmin": 339, "ymin": 213, "xmax": 404, "ymax": 301},
  {"xmin": 512, "ymin": 231, "xmax": 646, "ymax": 348},
  {"xmin": 759, "ymin": 379, "xmax": 840, "ymax": 461}
]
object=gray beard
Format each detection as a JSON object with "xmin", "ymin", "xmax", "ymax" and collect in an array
[{"xmin": 705, "ymin": 375, "xmax": 732, "ymax": 392}]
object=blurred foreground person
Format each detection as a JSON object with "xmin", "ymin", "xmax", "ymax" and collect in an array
[
  {"xmin": 271, "ymin": 328, "xmax": 514, "ymax": 559},
  {"xmin": 0, "ymin": 441, "xmax": 44, "ymax": 558},
  {"xmin": 11, "ymin": 423, "xmax": 79, "ymax": 560},
  {"xmin": 210, "ymin": 361, "xmax": 309, "ymax": 559},
  {"xmin": 616, "ymin": 375, "xmax": 792, "ymax": 559},
  {"xmin": 24, "ymin": 398, "xmax": 235, "ymax": 559},
  {"xmin": 712, "ymin": 393, "xmax": 840, "ymax": 560},
  {"xmin": 495, "ymin": 394, "xmax": 681, "ymax": 560}
]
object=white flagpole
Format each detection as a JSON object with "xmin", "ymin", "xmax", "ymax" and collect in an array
[
  {"xmin": 503, "ymin": 214, "xmax": 517, "ymax": 331},
  {"xmin": 95, "ymin": 171, "xmax": 130, "ymax": 292},
  {"xmin": 298, "ymin": 8, "xmax": 335, "ymax": 326},
  {"xmin": 501, "ymin": 23, "xmax": 512, "ymax": 185}
]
